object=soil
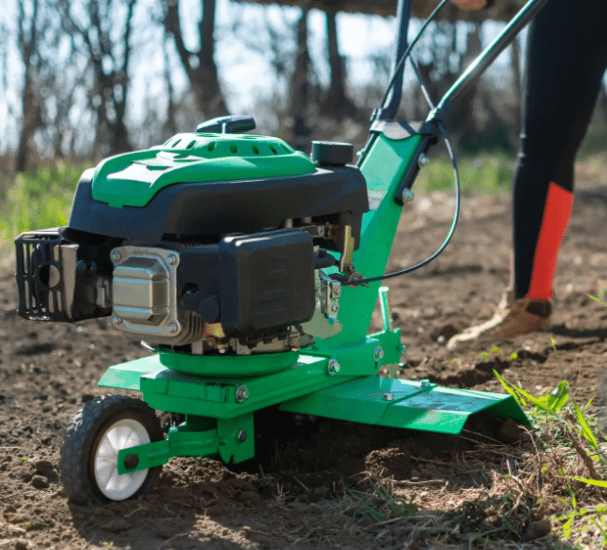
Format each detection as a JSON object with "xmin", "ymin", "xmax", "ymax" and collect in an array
[{"xmin": 2, "ymin": 181, "xmax": 607, "ymax": 549}]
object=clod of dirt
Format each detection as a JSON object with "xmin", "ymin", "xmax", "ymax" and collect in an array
[
  {"xmin": 515, "ymin": 349, "xmax": 548, "ymax": 363},
  {"xmin": 102, "ymin": 518, "xmax": 133, "ymax": 534},
  {"xmin": 364, "ymin": 447, "xmax": 412, "ymax": 480},
  {"xmin": 525, "ymin": 518, "xmax": 552, "ymax": 540},
  {"xmin": 34, "ymin": 459, "xmax": 58, "ymax": 482},
  {"xmin": 30, "ymin": 475, "xmax": 49, "ymax": 489},
  {"xmin": 497, "ymin": 418, "xmax": 522, "ymax": 444},
  {"xmin": 14, "ymin": 342, "xmax": 57, "ymax": 356},
  {"xmin": 431, "ymin": 323, "xmax": 460, "ymax": 345},
  {"xmin": 430, "ymin": 357, "xmax": 510, "ymax": 387}
]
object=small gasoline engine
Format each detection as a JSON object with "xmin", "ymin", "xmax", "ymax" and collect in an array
[{"xmin": 16, "ymin": 118, "xmax": 368, "ymax": 354}]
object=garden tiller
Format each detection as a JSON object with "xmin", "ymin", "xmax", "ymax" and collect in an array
[{"xmin": 15, "ymin": 0, "xmax": 549, "ymax": 504}]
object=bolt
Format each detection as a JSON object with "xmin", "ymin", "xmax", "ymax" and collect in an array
[
  {"xmin": 237, "ymin": 430, "xmax": 247, "ymax": 442},
  {"xmin": 327, "ymin": 359, "xmax": 340, "ymax": 376},
  {"xmin": 123, "ymin": 453, "xmax": 139, "ymax": 470},
  {"xmin": 383, "ymin": 392, "xmax": 394, "ymax": 401},
  {"xmin": 374, "ymin": 346, "xmax": 385, "ymax": 362},
  {"xmin": 168, "ymin": 254, "xmax": 178, "ymax": 265},
  {"xmin": 332, "ymin": 284, "xmax": 341, "ymax": 297},
  {"xmin": 418, "ymin": 154, "xmax": 430, "ymax": 167},
  {"xmin": 331, "ymin": 303, "xmax": 339, "ymax": 313},
  {"xmin": 401, "ymin": 189, "xmax": 414, "ymax": 202},
  {"xmin": 421, "ymin": 379, "xmax": 431, "ymax": 388},
  {"xmin": 111, "ymin": 250, "xmax": 122, "ymax": 262},
  {"xmin": 235, "ymin": 384, "xmax": 249, "ymax": 403},
  {"xmin": 168, "ymin": 322, "xmax": 179, "ymax": 333},
  {"xmin": 113, "ymin": 315, "xmax": 122, "ymax": 325}
]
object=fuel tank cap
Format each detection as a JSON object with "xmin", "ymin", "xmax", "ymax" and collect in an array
[{"xmin": 311, "ymin": 141, "xmax": 353, "ymax": 167}]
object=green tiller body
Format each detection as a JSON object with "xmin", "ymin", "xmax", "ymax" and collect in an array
[{"xmin": 14, "ymin": 0, "xmax": 549, "ymax": 504}]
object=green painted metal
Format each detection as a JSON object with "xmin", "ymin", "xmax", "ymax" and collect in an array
[
  {"xmin": 98, "ymin": 355, "xmax": 165, "ymax": 390},
  {"xmin": 280, "ymin": 376, "xmax": 529, "ymax": 435},
  {"xmin": 117, "ymin": 428, "xmax": 217, "ymax": 474},
  {"xmin": 116, "ymin": 412, "xmax": 255, "ymax": 474},
  {"xmin": 379, "ymin": 286, "xmax": 394, "ymax": 332},
  {"xmin": 91, "ymin": 133, "xmax": 315, "ymax": 208},
  {"xmin": 101, "ymin": 338, "xmax": 387, "ymax": 419},
  {"xmin": 157, "ymin": 349, "xmax": 301, "ymax": 378},
  {"xmin": 313, "ymin": 134, "xmax": 422, "ymax": 348},
  {"xmin": 216, "ymin": 413, "xmax": 255, "ymax": 464},
  {"xmin": 379, "ymin": 287, "xmax": 401, "ymax": 378},
  {"xmin": 99, "ymin": 335, "xmax": 391, "ymax": 408}
]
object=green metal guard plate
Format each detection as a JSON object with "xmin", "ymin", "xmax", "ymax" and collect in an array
[{"xmin": 279, "ymin": 376, "xmax": 529, "ymax": 435}]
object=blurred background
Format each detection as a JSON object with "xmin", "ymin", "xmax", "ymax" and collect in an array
[{"xmin": 1, "ymin": 0, "xmax": 607, "ymax": 256}]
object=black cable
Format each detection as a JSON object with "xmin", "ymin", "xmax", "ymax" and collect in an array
[{"xmin": 409, "ymin": 56, "xmax": 435, "ymax": 110}]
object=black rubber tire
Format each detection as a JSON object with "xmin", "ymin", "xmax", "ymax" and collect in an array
[{"xmin": 60, "ymin": 394, "xmax": 164, "ymax": 505}]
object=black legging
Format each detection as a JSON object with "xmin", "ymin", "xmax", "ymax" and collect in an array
[{"xmin": 513, "ymin": 0, "xmax": 607, "ymax": 299}]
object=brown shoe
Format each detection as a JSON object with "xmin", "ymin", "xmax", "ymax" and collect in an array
[{"xmin": 446, "ymin": 289, "xmax": 552, "ymax": 350}]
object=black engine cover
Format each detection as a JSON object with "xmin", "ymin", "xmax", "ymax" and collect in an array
[
  {"xmin": 218, "ymin": 229, "xmax": 315, "ymax": 340},
  {"xmin": 68, "ymin": 165, "xmax": 368, "ymax": 245}
]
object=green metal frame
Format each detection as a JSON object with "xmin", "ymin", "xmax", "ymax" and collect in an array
[{"xmin": 100, "ymin": 132, "xmax": 529, "ymax": 475}]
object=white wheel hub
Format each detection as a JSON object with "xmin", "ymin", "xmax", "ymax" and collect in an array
[{"xmin": 94, "ymin": 418, "xmax": 151, "ymax": 501}]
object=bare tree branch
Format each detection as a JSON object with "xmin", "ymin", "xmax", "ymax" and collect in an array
[{"xmin": 162, "ymin": 0, "xmax": 228, "ymax": 119}]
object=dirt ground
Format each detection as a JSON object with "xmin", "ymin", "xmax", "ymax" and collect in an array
[{"xmin": 2, "ymin": 178, "xmax": 607, "ymax": 549}]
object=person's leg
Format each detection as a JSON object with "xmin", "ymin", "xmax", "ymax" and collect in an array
[
  {"xmin": 448, "ymin": 0, "xmax": 607, "ymax": 349},
  {"xmin": 513, "ymin": 0, "xmax": 607, "ymax": 300}
]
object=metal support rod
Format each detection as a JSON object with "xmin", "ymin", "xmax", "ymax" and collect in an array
[
  {"xmin": 432, "ymin": 0, "xmax": 550, "ymax": 119},
  {"xmin": 378, "ymin": 0, "xmax": 412, "ymax": 120},
  {"xmin": 357, "ymin": 0, "xmax": 412, "ymax": 166}
]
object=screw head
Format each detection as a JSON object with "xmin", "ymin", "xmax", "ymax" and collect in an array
[
  {"xmin": 237, "ymin": 430, "xmax": 247, "ymax": 442},
  {"xmin": 236, "ymin": 384, "xmax": 249, "ymax": 403},
  {"xmin": 331, "ymin": 303, "xmax": 339, "ymax": 313},
  {"xmin": 383, "ymin": 392, "xmax": 394, "ymax": 401},
  {"xmin": 327, "ymin": 359, "xmax": 341, "ymax": 376},
  {"xmin": 111, "ymin": 250, "xmax": 122, "ymax": 262},
  {"xmin": 168, "ymin": 254, "xmax": 178, "ymax": 265},
  {"xmin": 168, "ymin": 322, "xmax": 179, "ymax": 333},
  {"xmin": 332, "ymin": 284, "xmax": 341, "ymax": 297},
  {"xmin": 374, "ymin": 346, "xmax": 385, "ymax": 362},
  {"xmin": 401, "ymin": 189, "xmax": 414, "ymax": 202},
  {"xmin": 421, "ymin": 379, "xmax": 431, "ymax": 388},
  {"xmin": 418, "ymin": 154, "xmax": 430, "ymax": 167},
  {"xmin": 113, "ymin": 315, "xmax": 122, "ymax": 325},
  {"xmin": 123, "ymin": 453, "xmax": 139, "ymax": 470}
]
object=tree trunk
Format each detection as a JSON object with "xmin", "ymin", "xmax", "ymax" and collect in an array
[
  {"xmin": 322, "ymin": 9, "xmax": 356, "ymax": 120},
  {"xmin": 164, "ymin": 0, "xmax": 229, "ymax": 119},
  {"xmin": 288, "ymin": 1, "xmax": 312, "ymax": 149},
  {"xmin": 16, "ymin": 0, "xmax": 42, "ymax": 172},
  {"xmin": 163, "ymin": 32, "xmax": 178, "ymax": 138},
  {"xmin": 15, "ymin": 80, "xmax": 41, "ymax": 172}
]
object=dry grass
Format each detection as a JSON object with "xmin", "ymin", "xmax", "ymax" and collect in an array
[{"xmin": 302, "ymin": 365, "xmax": 607, "ymax": 549}]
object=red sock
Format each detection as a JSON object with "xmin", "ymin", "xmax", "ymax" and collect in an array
[{"xmin": 525, "ymin": 181, "xmax": 573, "ymax": 301}]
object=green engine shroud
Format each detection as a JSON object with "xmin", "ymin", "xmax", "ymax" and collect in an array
[{"xmin": 91, "ymin": 133, "xmax": 316, "ymax": 208}]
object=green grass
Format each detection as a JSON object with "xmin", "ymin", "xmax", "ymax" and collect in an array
[
  {"xmin": 0, "ymin": 161, "xmax": 90, "ymax": 257},
  {"xmin": 494, "ymin": 339, "xmax": 607, "ymax": 547},
  {"xmin": 414, "ymin": 152, "xmax": 516, "ymax": 194}
]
